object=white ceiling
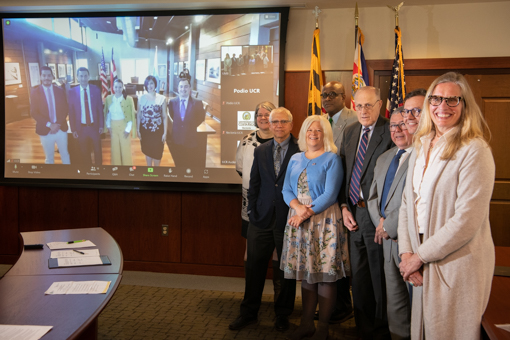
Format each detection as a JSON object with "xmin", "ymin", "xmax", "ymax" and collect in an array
[{"xmin": 0, "ymin": 0, "xmax": 508, "ymax": 12}]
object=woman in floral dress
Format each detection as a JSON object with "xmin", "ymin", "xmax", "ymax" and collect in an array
[
  {"xmin": 137, "ymin": 75, "xmax": 167, "ymax": 166},
  {"xmin": 281, "ymin": 115, "xmax": 349, "ymax": 340}
]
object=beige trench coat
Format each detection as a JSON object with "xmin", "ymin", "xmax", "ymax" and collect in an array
[{"xmin": 398, "ymin": 137, "xmax": 495, "ymax": 340}]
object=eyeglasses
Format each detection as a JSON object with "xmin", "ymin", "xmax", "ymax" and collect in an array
[
  {"xmin": 321, "ymin": 92, "xmax": 344, "ymax": 99},
  {"xmin": 257, "ymin": 114, "xmax": 270, "ymax": 118},
  {"xmin": 402, "ymin": 108, "xmax": 422, "ymax": 118},
  {"xmin": 355, "ymin": 100, "xmax": 380, "ymax": 111},
  {"xmin": 428, "ymin": 95, "xmax": 463, "ymax": 107},
  {"xmin": 270, "ymin": 120, "xmax": 291, "ymax": 126},
  {"xmin": 389, "ymin": 122, "xmax": 407, "ymax": 132}
]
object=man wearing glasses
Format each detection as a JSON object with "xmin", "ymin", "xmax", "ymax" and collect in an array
[
  {"xmin": 230, "ymin": 107, "xmax": 298, "ymax": 333},
  {"xmin": 402, "ymin": 88, "xmax": 426, "ymax": 134},
  {"xmin": 316, "ymin": 81, "xmax": 357, "ymax": 324},
  {"xmin": 367, "ymin": 107, "xmax": 414, "ymax": 340},
  {"xmin": 339, "ymin": 86, "xmax": 394, "ymax": 339}
]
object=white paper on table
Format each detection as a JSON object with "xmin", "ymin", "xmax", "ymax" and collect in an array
[
  {"xmin": 50, "ymin": 249, "xmax": 100, "ymax": 258},
  {"xmin": 56, "ymin": 256, "xmax": 103, "ymax": 267},
  {"xmin": 46, "ymin": 240, "xmax": 96, "ymax": 250},
  {"xmin": 45, "ymin": 281, "xmax": 111, "ymax": 295},
  {"xmin": 0, "ymin": 325, "xmax": 53, "ymax": 340},
  {"xmin": 66, "ymin": 280, "xmax": 111, "ymax": 294},
  {"xmin": 496, "ymin": 324, "xmax": 510, "ymax": 332}
]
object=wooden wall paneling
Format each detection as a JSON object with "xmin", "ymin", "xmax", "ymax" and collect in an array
[
  {"xmin": 489, "ymin": 202, "xmax": 510, "ymax": 247},
  {"xmin": 18, "ymin": 187, "xmax": 99, "ymax": 232},
  {"xmin": 483, "ymin": 99, "xmax": 510, "ymax": 179},
  {"xmin": 181, "ymin": 192, "xmax": 244, "ymax": 266},
  {"xmin": 0, "ymin": 186, "xmax": 19, "ymax": 261},
  {"xmin": 284, "ymin": 71, "xmax": 309, "ymax": 137},
  {"xmin": 98, "ymin": 190, "xmax": 181, "ymax": 263}
]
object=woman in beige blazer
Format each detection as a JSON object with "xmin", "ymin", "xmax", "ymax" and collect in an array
[
  {"xmin": 104, "ymin": 79, "xmax": 136, "ymax": 165},
  {"xmin": 398, "ymin": 72, "xmax": 495, "ymax": 339}
]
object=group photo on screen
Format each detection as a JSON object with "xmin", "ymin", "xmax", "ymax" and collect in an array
[{"xmin": 2, "ymin": 11, "xmax": 282, "ymax": 184}]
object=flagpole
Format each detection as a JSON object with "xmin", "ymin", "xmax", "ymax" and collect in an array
[{"xmin": 354, "ymin": 3, "xmax": 359, "ymax": 48}]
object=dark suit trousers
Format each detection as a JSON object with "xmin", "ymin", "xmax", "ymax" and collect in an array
[
  {"xmin": 78, "ymin": 125, "xmax": 102, "ymax": 165},
  {"xmin": 240, "ymin": 212, "xmax": 296, "ymax": 318},
  {"xmin": 350, "ymin": 205, "xmax": 389, "ymax": 340}
]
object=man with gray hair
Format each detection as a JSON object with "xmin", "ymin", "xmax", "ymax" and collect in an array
[
  {"xmin": 367, "ymin": 107, "xmax": 413, "ymax": 339},
  {"xmin": 230, "ymin": 107, "xmax": 298, "ymax": 333},
  {"xmin": 339, "ymin": 86, "xmax": 394, "ymax": 339}
]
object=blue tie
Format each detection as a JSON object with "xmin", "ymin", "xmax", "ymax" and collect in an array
[
  {"xmin": 349, "ymin": 127, "xmax": 370, "ymax": 205},
  {"xmin": 180, "ymin": 99, "xmax": 186, "ymax": 121},
  {"xmin": 380, "ymin": 149, "xmax": 406, "ymax": 218}
]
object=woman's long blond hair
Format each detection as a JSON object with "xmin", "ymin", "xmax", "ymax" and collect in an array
[{"xmin": 414, "ymin": 72, "xmax": 491, "ymax": 160}]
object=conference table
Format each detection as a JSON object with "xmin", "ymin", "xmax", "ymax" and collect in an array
[
  {"xmin": 482, "ymin": 246, "xmax": 510, "ymax": 340},
  {"xmin": 0, "ymin": 228, "xmax": 123, "ymax": 339}
]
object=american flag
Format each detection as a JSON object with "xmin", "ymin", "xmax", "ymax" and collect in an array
[
  {"xmin": 385, "ymin": 27, "xmax": 406, "ymax": 118},
  {"xmin": 100, "ymin": 48, "xmax": 109, "ymax": 102},
  {"xmin": 110, "ymin": 48, "xmax": 118, "ymax": 91}
]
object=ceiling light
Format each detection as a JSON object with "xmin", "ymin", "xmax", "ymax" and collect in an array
[{"xmin": 166, "ymin": 38, "xmax": 174, "ymax": 45}]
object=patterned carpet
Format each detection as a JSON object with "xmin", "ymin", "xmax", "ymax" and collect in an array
[{"xmin": 98, "ymin": 285, "xmax": 359, "ymax": 340}]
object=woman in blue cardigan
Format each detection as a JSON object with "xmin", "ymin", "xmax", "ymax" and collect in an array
[{"xmin": 281, "ymin": 115, "xmax": 349, "ymax": 340}]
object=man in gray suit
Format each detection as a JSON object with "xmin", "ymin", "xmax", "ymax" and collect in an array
[
  {"xmin": 318, "ymin": 81, "xmax": 357, "ymax": 324},
  {"xmin": 367, "ymin": 108, "xmax": 413, "ymax": 340}
]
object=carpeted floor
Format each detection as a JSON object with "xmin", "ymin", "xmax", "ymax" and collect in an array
[
  {"xmin": 98, "ymin": 284, "xmax": 359, "ymax": 340},
  {"xmin": 1, "ymin": 265, "xmax": 359, "ymax": 339}
]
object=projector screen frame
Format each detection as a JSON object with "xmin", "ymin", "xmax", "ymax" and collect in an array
[{"xmin": 0, "ymin": 6, "xmax": 290, "ymax": 193}]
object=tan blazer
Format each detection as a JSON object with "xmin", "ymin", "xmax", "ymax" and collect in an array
[
  {"xmin": 398, "ymin": 137, "xmax": 495, "ymax": 340},
  {"xmin": 103, "ymin": 94, "xmax": 137, "ymax": 138}
]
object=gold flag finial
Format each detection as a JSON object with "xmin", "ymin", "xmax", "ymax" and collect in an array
[
  {"xmin": 387, "ymin": 2, "xmax": 404, "ymax": 27},
  {"xmin": 312, "ymin": 6, "xmax": 321, "ymax": 29},
  {"xmin": 355, "ymin": 3, "xmax": 359, "ymax": 27}
]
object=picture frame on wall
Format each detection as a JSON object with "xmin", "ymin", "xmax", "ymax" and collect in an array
[
  {"xmin": 67, "ymin": 64, "xmax": 73, "ymax": 82},
  {"xmin": 47, "ymin": 63, "xmax": 57, "ymax": 79},
  {"xmin": 28, "ymin": 63, "xmax": 40, "ymax": 87},
  {"xmin": 158, "ymin": 64, "xmax": 167, "ymax": 78},
  {"xmin": 196, "ymin": 59, "xmax": 206, "ymax": 81},
  {"xmin": 5, "ymin": 62, "xmax": 22, "ymax": 85},
  {"xmin": 57, "ymin": 64, "xmax": 66, "ymax": 79},
  {"xmin": 173, "ymin": 62, "xmax": 178, "ymax": 75},
  {"xmin": 178, "ymin": 62, "xmax": 183, "ymax": 75},
  {"xmin": 206, "ymin": 58, "xmax": 221, "ymax": 84}
]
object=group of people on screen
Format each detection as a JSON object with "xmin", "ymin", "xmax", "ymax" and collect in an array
[
  {"xmin": 223, "ymin": 50, "xmax": 270, "ymax": 76},
  {"xmin": 30, "ymin": 66, "xmax": 205, "ymax": 167},
  {"xmin": 232, "ymin": 72, "xmax": 495, "ymax": 340}
]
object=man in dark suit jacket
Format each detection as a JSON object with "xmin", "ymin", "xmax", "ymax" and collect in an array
[
  {"xmin": 30, "ymin": 66, "xmax": 70, "ymax": 164},
  {"xmin": 319, "ymin": 81, "xmax": 358, "ymax": 324},
  {"xmin": 229, "ymin": 107, "xmax": 298, "ymax": 333},
  {"xmin": 368, "ymin": 108, "xmax": 413, "ymax": 340},
  {"xmin": 68, "ymin": 67, "xmax": 104, "ymax": 165},
  {"xmin": 167, "ymin": 77, "xmax": 206, "ymax": 167},
  {"xmin": 339, "ymin": 86, "xmax": 394, "ymax": 339}
]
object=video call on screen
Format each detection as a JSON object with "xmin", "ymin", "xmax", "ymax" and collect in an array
[{"xmin": 2, "ymin": 11, "xmax": 283, "ymax": 185}]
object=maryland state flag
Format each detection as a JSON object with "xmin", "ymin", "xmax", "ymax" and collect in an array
[
  {"xmin": 351, "ymin": 27, "xmax": 369, "ymax": 110},
  {"xmin": 308, "ymin": 28, "xmax": 323, "ymax": 116},
  {"xmin": 385, "ymin": 27, "xmax": 406, "ymax": 117}
]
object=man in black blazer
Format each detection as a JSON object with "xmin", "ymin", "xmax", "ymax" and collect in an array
[
  {"xmin": 30, "ymin": 66, "xmax": 70, "ymax": 164},
  {"xmin": 339, "ymin": 86, "xmax": 394, "ymax": 339},
  {"xmin": 229, "ymin": 107, "xmax": 298, "ymax": 333},
  {"xmin": 167, "ymin": 77, "xmax": 206, "ymax": 167}
]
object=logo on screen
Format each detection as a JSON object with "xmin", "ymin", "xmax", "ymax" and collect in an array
[
  {"xmin": 237, "ymin": 111, "xmax": 256, "ymax": 130},
  {"xmin": 148, "ymin": 168, "xmax": 153, "ymax": 173}
]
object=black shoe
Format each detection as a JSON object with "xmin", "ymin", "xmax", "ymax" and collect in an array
[
  {"xmin": 329, "ymin": 310, "xmax": 354, "ymax": 324},
  {"xmin": 314, "ymin": 310, "xmax": 354, "ymax": 324},
  {"xmin": 274, "ymin": 315, "xmax": 290, "ymax": 332},
  {"xmin": 228, "ymin": 315, "xmax": 257, "ymax": 330}
]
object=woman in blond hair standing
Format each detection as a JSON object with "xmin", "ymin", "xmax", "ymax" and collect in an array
[{"xmin": 398, "ymin": 72, "xmax": 495, "ymax": 339}]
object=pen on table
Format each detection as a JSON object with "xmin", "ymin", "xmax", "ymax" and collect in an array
[
  {"xmin": 68, "ymin": 239, "xmax": 86, "ymax": 244},
  {"xmin": 73, "ymin": 249, "xmax": 85, "ymax": 255}
]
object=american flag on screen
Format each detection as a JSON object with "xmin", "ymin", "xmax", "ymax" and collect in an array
[
  {"xmin": 110, "ymin": 48, "xmax": 118, "ymax": 91},
  {"xmin": 100, "ymin": 48, "xmax": 109, "ymax": 102},
  {"xmin": 385, "ymin": 27, "xmax": 406, "ymax": 118}
]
